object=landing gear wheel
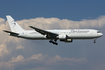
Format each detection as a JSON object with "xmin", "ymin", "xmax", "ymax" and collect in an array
[
  {"xmin": 49, "ymin": 40, "xmax": 58, "ymax": 45},
  {"xmin": 94, "ymin": 38, "xmax": 96, "ymax": 43},
  {"xmin": 52, "ymin": 41, "xmax": 58, "ymax": 45},
  {"xmin": 55, "ymin": 43, "xmax": 58, "ymax": 45},
  {"xmin": 49, "ymin": 40, "xmax": 52, "ymax": 43}
]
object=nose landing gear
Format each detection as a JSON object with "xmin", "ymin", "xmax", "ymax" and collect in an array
[{"xmin": 94, "ymin": 38, "xmax": 96, "ymax": 43}]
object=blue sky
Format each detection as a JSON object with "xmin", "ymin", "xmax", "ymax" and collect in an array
[
  {"xmin": 0, "ymin": 0, "xmax": 105, "ymax": 70},
  {"xmin": 1, "ymin": 0, "xmax": 105, "ymax": 20}
]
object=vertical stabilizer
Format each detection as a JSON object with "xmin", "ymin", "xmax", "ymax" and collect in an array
[{"xmin": 6, "ymin": 15, "xmax": 24, "ymax": 32}]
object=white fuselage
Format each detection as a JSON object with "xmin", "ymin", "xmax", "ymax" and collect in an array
[{"xmin": 16, "ymin": 29, "xmax": 103, "ymax": 40}]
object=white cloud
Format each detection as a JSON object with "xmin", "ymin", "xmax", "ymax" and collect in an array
[
  {"xmin": 28, "ymin": 54, "xmax": 87, "ymax": 66},
  {"xmin": 0, "ymin": 16, "xmax": 105, "ymax": 70},
  {"xmin": 0, "ymin": 44, "xmax": 9, "ymax": 56},
  {"xmin": 10, "ymin": 55, "xmax": 24, "ymax": 63},
  {"xmin": 17, "ymin": 15, "xmax": 105, "ymax": 30},
  {"xmin": 0, "ymin": 54, "xmax": 87, "ymax": 70},
  {"xmin": 16, "ymin": 45, "xmax": 24, "ymax": 50}
]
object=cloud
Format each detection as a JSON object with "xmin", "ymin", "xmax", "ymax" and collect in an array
[
  {"xmin": 16, "ymin": 45, "xmax": 24, "ymax": 50},
  {"xmin": 28, "ymin": 54, "xmax": 87, "ymax": 66},
  {"xmin": 17, "ymin": 15, "xmax": 105, "ymax": 30},
  {"xmin": 0, "ymin": 54, "xmax": 87, "ymax": 70},
  {"xmin": 0, "ymin": 15, "xmax": 105, "ymax": 70},
  {"xmin": 0, "ymin": 44, "xmax": 9, "ymax": 56},
  {"xmin": 10, "ymin": 55, "xmax": 24, "ymax": 63}
]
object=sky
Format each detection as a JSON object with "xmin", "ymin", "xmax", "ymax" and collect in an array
[{"xmin": 0, "ymin": 0, "xmax": 105, "ymax": 70}]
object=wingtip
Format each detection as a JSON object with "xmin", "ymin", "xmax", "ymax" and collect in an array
[
  {"xmin": 29, "ymin": 26, "xmax": 33, "ymax": 28},
  {"xmin": 3, "ymin": 30, "xmax": 6, "ymax": 32}
]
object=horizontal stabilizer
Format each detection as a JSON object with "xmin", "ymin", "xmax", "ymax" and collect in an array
[{"xmin": 3, "ymin": 30, "xmax": 19, "ymax": 35}]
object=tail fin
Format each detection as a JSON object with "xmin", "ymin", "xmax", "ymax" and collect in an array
[{"xmin": 6, "ymin": 15, "xmax": 24, "ymax": 32}]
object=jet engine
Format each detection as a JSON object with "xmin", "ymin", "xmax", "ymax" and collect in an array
[
  {"xmin": 58, "ymin": 34, "xmax": 73, "ymax": 42},
  {"xmin": 58, "ymin": 34, "xmax": 67, "ymax": 39},
  {"xmin": 60, "ymin": 39, "xmax": 73, "ymax": 42}
]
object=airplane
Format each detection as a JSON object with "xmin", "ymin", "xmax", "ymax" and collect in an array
[{"xmin": 3, "ymin": 15, "xmax": 103, "ymax": 45}]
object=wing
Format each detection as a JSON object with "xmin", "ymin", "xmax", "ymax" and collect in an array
[
  {"xmin": 3, "ymin": 30, "xmax": 19, "ymax": 35},
  {"xmin": 29, "ymin": 26, "xmax": 58, "ymax": 38}
]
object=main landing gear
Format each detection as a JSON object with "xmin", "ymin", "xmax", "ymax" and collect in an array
[
  {"xmin": 49, "ymin": 39, "xmax": 58, "ymax": 45},
  {"xmin": 94, "ymin": 38, "xmax": 96, "ymax": 43}
]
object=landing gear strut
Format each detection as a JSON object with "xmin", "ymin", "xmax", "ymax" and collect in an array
[
  {"xmin": 49, "ymin": 39, "xmax": 58, "ymax": 45},
  {"xmin": 94, "ymin": 38, "xmax": 96, "ymax": 43}
]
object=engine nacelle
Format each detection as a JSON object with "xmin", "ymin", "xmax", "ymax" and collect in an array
[
  {"xmin": 58, "ymin": 34, "xmax": 73, "ymax": 42},
  {"xmin": 58, "ymin": 34, "xmax": 67, "ymax": 39},
  {"xmin": 60, "ymin": 39, "xmax": 73, "ymax": 42}
]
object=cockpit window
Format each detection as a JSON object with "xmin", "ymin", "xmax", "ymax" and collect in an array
[{"xmin": 97, "ymin": 31, "xmax": 100, "ymax": 33}]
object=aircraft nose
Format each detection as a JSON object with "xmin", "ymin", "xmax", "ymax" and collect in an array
[{"xmin": 100, "ymin": 33, "xmax": 103, "ymax": 37}]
